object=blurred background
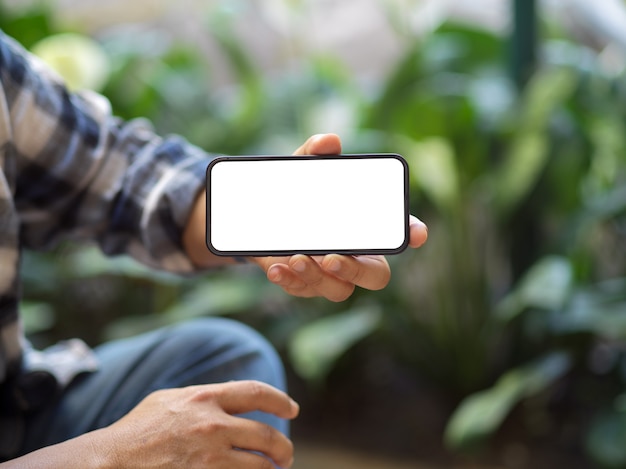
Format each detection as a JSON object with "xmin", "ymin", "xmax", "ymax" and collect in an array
[{"xmin": 6, "ymin": 0, "xmax": 626, "ymax": 467}]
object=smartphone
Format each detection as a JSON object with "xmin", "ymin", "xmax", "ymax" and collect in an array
[{"xmin": 206, "ymin": 154, "xmax": 409, "ymax": 257}]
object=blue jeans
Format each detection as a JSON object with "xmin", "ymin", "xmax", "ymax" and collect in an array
[{"xmin": 19, "ymin": 317, "xmax": 288, "ymax": 456}]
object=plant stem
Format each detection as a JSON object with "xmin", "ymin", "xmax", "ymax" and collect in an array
[{"xmin": 510, "ymin": 0, "xmax": 538, "ymax": 90}]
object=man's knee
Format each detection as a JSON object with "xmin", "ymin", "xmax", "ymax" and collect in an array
[{"xmin": 161, "ymin": 318, "xmax": 286, "ymax": 391}]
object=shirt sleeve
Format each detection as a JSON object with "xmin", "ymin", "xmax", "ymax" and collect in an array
[{"xmin": 0, "ymin": 31, "xmax": 212, "ymax": 273}]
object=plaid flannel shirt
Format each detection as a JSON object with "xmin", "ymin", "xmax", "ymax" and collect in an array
[{"xmin": 0, "ymin": 31, "xmax": 211, "ymax": 385}]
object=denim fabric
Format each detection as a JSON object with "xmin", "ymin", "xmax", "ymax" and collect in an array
[{"xmin": 18, "ymin": 317, "xmax": 288, "ymax": 458}]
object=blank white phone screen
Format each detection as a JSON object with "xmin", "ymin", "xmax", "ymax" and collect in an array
[{"xmin": 207, "ymin": 155, "xmax": 408, "ymax": 255}]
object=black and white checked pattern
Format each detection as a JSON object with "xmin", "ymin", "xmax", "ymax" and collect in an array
[{"xmin": 0, "ymin": 30, "xmax": 212, "ymax": 384}]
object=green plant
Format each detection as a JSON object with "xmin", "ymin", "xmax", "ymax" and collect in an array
[
  {"xmin": 284, "ymin": 17, "xmax": 626, "ymax": 466},
  {"xmin": 373, "ymin": 23, "xmax": 626, "ymax": 468},
  {"xmin": 288, "ymin": 22, "xmax": 583, "ymax": 391}
]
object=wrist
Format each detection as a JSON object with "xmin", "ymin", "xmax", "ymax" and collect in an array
[
  {"xmin": 81, "ymin": 429, "xmax": 119, "ymax": 469},
  {"xmin": 183, "ymin": 192, "xmax": 239, "ymax": 268}
]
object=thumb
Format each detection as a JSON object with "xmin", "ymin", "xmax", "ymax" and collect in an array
[{"xmin": 293, "ymin": 133, "xmax": 342, "ymax": 156}]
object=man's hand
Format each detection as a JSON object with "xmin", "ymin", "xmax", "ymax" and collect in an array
[
  {"xmin": 3, "ymin": 381, "xmax": 299, "ymax": 469},
  {"xmin": 105, "ymin": 381, "xmax": 298, "ymax": 468},
  {"xmin": 183, "ymin": 133, "xmax": 428, "ymax": 301},
  {"xmin": 251, "ymin": 133, "xmax": 428, "ymax": 302}
]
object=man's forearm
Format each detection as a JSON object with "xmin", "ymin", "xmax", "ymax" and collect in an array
[{"xmin": 1, "ymin": 429, "xmax": 112, "ymax": 469}]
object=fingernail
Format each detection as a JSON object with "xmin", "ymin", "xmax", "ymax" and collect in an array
[
  {"xmin": 292, "ymin": 260, "xmax": 306, "ymax": 273},
  {"xmin": 268, "ymin": 267, "xmax": 282, "ymax": 282},
  {"xmin": 326, "ymin": 258, "xmax": 341, "ymax": 272},
  {"xmin": 411, "ymin": 219, "xmax": 427, "ymax": 229},
  {"xmin": 290, "ymin": 398, "xmax": 300, "ymax": 413}
]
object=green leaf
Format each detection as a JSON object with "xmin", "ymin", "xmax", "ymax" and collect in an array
[
  {"xmin": 102, "ymin": 314, "xmax": 170, "ymax": 342},
  {"xmin": 493, "ymin": 68, "xmax": 578, "ymax": 214},
  {"xmin": 587, "ymin": 407, "xmax": 626, "ymax": 468},
  {"xmin": 288, "ymin": 306, "xmax": 382, "ymax": 383},
  {"xmin": 21, "ymin": 301, "xmax": 55, "ymax": 335},
  {"xmin": 67, "ymin": 247, "xmax": 182, "ymax": 285},
  {"xmin": 161, "ymin": 276, "xmax": 266, "ymax": 321},
  {"xmin": 0, "ymin": 4, "xmax": 55, "ymax": 49},
  {"xmin": 521, "ymin": 69, "xmax": 578, "ymax": 133},
  {"xmin": 493, "ymin": 133, "xmax": 549, "ymax": 214},
  {"xmin": 404, "ymin": 137, "xmax": 460, "ymax": 213},
  {"xmin": 495, "ymin": 256, "xmax": 573, "ymax": 322},
  {"xmin": 103, "ymin": 275, "xmax": 267, "ymax": 340},
  {"xmin": 444, "ymin": 352, "xmax": 572, "ymax": 450},
  {"xmin": 428, "ymin": 23, "xmax": 504, "ymax": 72},
  {"xmin": 364, "ymin": 41, "xmax": 424, "ymax": 131},
  {"xmin": 550, "ymin": 279, "xmax": 626, "ymax": 340}
]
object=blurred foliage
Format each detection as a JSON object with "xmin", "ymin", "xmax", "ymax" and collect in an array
[
  {"xmin": 6, "ymin": 0, "xmax": 626, "ymax": 466},
  {"xmin": 0, "ymin": 2, "xmax": 54, "ymax": 48}
]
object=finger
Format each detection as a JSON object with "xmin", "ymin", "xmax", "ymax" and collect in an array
[
  {"xmin": 266, "ymin": 264, "xmax": 312, "ymax": 295},
  {"xmin": 231, "ymin": 419, "xmax": 294, "ymax": 469},
  {"xmin": 252, "ymin": 258, "xmax": 306, "ymax": 290},
  {"xmin": 280, "ymin": 257, "xmax": 353, "ymax": 301},
  {"xmin": 293, "ymin": 133, "xmax": 342, "ymax": 156},
  {"xmin": 265, "ymin": 263, "xmax": 297, "ymax": 285},
  {"xmin": 261, "ymin": 261, "xmax": 326, "ymax": 299},
  {"xmin": 289, "ymin": 255, "xmax": 355, "ymax": 302},
  {"xmin": 409, "ymin": 215, "xmax": 428, "ymax": 248},
  {"xmin": 252, "ymin": 256, "xmax": 296, "ymax": 284},
  {"xmin": 258, "ymin": 258, "xmax": 354, "ymax": 301},
  {"xmin": 208, "ymin": 381, "xmax": 299, "ymax": 420},
  {"xmin": 252, "ymin": 256, "xmax": 288, "ymax": 272},
  {"xmin": 321, "ymin": 255, "xmax": 391, "ymax": 291}
]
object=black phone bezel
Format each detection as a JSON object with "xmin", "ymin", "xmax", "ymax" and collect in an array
[{"xmin": 205, "ymin": 153, "xmax": 410, "ymax": 257}]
